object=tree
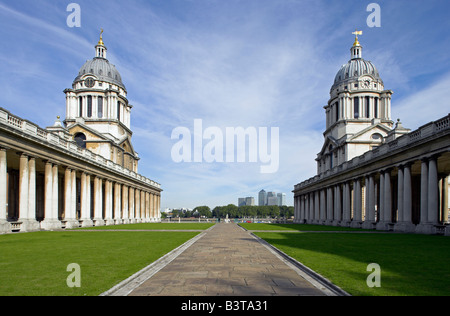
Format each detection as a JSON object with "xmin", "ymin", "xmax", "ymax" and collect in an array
[{"xmin": 193, "ymin": 206, "xmax": 212, "ymax": 218}]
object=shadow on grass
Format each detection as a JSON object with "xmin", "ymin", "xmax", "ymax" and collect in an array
[
  {"xmin": 240, "ymin": 223, "xmax": 369, "ymax": 232},
  {"xmin": 255, "ymin": 232, "xmax": 450, "ymax": 296}
]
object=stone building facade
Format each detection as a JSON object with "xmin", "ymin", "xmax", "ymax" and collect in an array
[
  {"xmin": 293, "ymin": 33, "xmax": 450, "ymax": 235},
  {"xmin": 0, "ymin": 32, "xmax": 162, "ymax": 234}
]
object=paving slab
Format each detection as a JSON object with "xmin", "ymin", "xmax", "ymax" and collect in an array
[{"xmin": 122, "ymin": 223, "xmax": 344, "ymax": 296}]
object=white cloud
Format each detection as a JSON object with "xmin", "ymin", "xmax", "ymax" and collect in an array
[
  {"xmin": 393, "ymin": 72, "xmax": 450, "ymax": 131},
  {"xmin": 1, "ymin": 0, "xmax": 449, "ymax": 209}
]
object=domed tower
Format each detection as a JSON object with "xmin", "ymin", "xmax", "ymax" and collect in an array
[
  {"xmin": 316, "ymin": 31, "xmax": 396, "ymax": 175},
  {"xmin": 64, "ymin": 30, "xmax": 139, "ymax": 172}
]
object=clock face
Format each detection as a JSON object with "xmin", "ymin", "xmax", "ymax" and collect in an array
[
  {"xmin": 362, "ymin": 79, "xmax": 371, "ymax": 89},
  {"xmin": 85, "ymin": 78, "xmax": 95, "ymax": 88}
]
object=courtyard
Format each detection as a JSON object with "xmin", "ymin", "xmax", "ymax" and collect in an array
[{"xmin": 0, "ymin": 223, "xmax": 449, "ymax": 296}]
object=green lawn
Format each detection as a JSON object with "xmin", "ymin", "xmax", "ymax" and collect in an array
[
  {"xmin": 240, "ymin": 223, "xmax": 368, "ymax": 231},
  {"xmin": 0, "ymin": 230, "xmax": 200, "ymax": 296},
  {"xmin": 255, "ymin": 231, "xmax": 450, "ymax": 296},
  {"xmin": 75, "ymin": 222, "xmax": 215, "ymax": 230}
]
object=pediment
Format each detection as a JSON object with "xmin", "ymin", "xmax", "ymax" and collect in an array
[
  {"xmin": 318, "ymin": 136, "xmax": 339, "ymax": 157},
  {"xmin": 118, "ymin": 136, "xmax": 137, "ymax": 156},
  {"xmin": 347, "ymin": 123, "xmax": 392, "ymax": 142},
  {"xmin": 67, "ymin": 123, "xmax": 109, "ymax": 141}
]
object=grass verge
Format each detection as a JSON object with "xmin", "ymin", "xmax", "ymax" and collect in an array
[
  {"xmin": 75, "ymin": 223, "xmax": 215, "ymax": 230},
  {"xmin": 0, "ymin": 231, "xmax": 199, "ymax": 296},
  {"xmin": 254, "ymin": 231, "xmax": 450, "ymax": 296},
  {"xmin": 240, "ymin": 223, "xmax": 368, "ymax": 231}
]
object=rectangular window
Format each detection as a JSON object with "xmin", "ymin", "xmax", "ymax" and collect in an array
[
  {"xmin": 117, "ymin": 101, "xmax": 121, "ymax": 121},
  {"xmin": 354, "ymin": 97, "xmax": 360, "ymax": 119},
  {"xmin": 335, "ymin": 102, "xmax": 339, "ymax": 122},
  {"xmin": 374, "ymin": 98, "xmax": 379, "ymax": 118},
  {"xmin": 79, "ymin": 97, "xmax": 83, "ymax": 117},
  {"xmin": 365, "ymin": 96, "xmax": 370, "ymax": 118},
  {"xmin": 98, "ymin": 96, "xmax": 103, "ymax": 118},
  {"xmin": 87, "ymin": 96, "xmax": 92, "ymax": 118}
]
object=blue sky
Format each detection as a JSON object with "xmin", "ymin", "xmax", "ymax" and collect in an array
[{"xmin": 0, "ymin": 0, "xmax": 449, "ymax": 210}]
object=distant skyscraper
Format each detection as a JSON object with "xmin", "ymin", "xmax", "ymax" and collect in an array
[
  {"xmin": 245, "ymin": 197, "xmax": 255, "ymax": 206},
  {"xmin": 258, "ymin": 190, "xmax": 267, "ymax": 206},
  {"xmin": 277, "ymin": 193, "xmax": 286, "ymax": 206},
  {"xmin": 238, "ymin": 197, "xmax": 255, "ymax": 206},
  {"xmin": 267, "ymin": 192, "xmax": 278, "ymax": 206}
]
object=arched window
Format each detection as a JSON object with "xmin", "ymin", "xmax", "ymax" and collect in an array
[{"xmin": 74, "ymin": 133, "xmax": 87, "ymax": 149}]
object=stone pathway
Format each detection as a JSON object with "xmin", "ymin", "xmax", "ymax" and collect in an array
[{"xmin": 121, "ymin": 223, "xmax": 343, "ymax": 296}]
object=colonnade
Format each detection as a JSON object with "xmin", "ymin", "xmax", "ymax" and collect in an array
[
  {"xmin": 294, "ymin": 154, "xmax": 449, "ymax": 235},
  {"xmin": 0, "ymin": 148, "xmax": 161, "ymax": 233}
]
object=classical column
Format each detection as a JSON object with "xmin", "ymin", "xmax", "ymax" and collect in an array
[
  {"xmin": 326, "ymin": 187, "xmax": 333, "ymax": 225},
  {"xmin": 114, "ymin": 183, "xmax": 122, "ymax": 224},
  {"xmin": 342, "ymin": 182, "xmax": 352, "ymax": 226},
  {"xmin": 104, "ymin": 180, "xmax": 114, "ymax": 226},
  {"xmin": 18, "ymin": 153, "xmax": 29, "ymax": 223},
  {"xmin": 314, "ymin": 191, "xmax": 319, "ymax": 224},
  {"xmin": 443, "ymin": 176, "xmax": 449, "ymax": 224},
  {"xmin": 43, "ymin": 161, "xmax": 52, "ymax": 223},
  {"xmin": 300, "ymin": 196, "xmax": 305, "ymax": 223},
  {"xmin": 146, "ymin": 192, "xmax": 151, "ymax": 221},
  {"xmin": 140, "ymin": 190, "xmax": 146, "ymax": 223},
  {"xmin": 420, "ymin": 159, "xmax": 429, "ymax": 226},
  {"xmin": 80, "ymin": 172, "xmax": 93, "ymax": 227},
  {"xmin": 397, "ymin": 166, "xmax": 404, "ymax": 223},
  {"xmin": 64, "ymin": 167, "xmax": 78, "ymax": 229},
  {"xmin": 0, "ymin": 148, "xmax": 7, "ymax": 229},
  {"xmin": 306, "ymin": 194, "xmax": 310, "ymax": 223},
  {"xmin": 71, "ymin": 170, "xmax": 77, "ymax": 221},
  {"xmin": 93, "ymin": 177, "xmax": 105, "ymax": 226},
  {"xmin": 28, "ymin": 157, "xmax": 36, "ymax": 223},
  {"xmin": 122, "ymin": 185, "xmax": 129, "ymax": 223},
  {"xmin": 157, "ymin": 194, "xmax": 161, "ymax": 221},
  {"xmin": 129, "ymin": 187, "xmax": 135, "ymax": 223},
  {"xmin": 383, "ymin": 169, "xmax": 392, "ymax": 227},
  {"xmin": 150, "ymin": 193, "xmax": 155, "ymax": 221},
  {"xmin": 396, "ymin": 163, "xmax": 415, "ymax": 232},
  {"xmin": 363, "ymin": 174, "xmax": 376, "ymax": 229},
  {"xmin": 428, "ymin": 156, "xmax": 439, "ymax": 225},
  {"xmin": 41, "ymin": 161, "xmax": 60, "ymax": 230},
  {"xmin": 52, "ymin": 164, "xmax": 59, "ymax": 220},
  {"xmin": 135, "ymin": 189, "xmax": 141, "ymax": 223},
  {"xmin": 417, "ymin": 158, "xmax": 433, "ymax": 234},
  {"xmin": 376, "ymin": 171, "xmax": 386, "ymax": 230},
  {"xmin": 19, "ymin": 154, "xmax": 39, "ymax": 231},
  {"xmin": 334, "ymin": 185, "xmax": 342, "ymax": 224},
  {"xmin": 352, "ymin": 178, "xmax": 362, "ymax": 228},
  {"xmin": 403, "ymin": 163, "xmax": 413, "ymax": 225},
  {"xmin": 319, "ymin": 189, "xmax": 326, "ymax": 224}
]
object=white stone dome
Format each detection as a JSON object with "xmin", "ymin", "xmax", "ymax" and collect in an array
[
  {"xmin": 74, "ymin": 57, "xmax": 125, "ymax": 90},
  {"xmin": 333, "ymin": 58, "xmax": 382, "ymax": 88}
]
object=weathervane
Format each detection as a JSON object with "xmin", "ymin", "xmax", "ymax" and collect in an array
[
  {"xmin": 352, "ymin": 29, "xmax": 363, "ymax": 46},
  {"xmin": 98, "ymin": 28, "xmax": 104, "ymax": 46}
]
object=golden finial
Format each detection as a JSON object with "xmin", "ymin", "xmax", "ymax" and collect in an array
[
  {"xmin": 352, "ymin": 29, "xmax": 363, "ymax": 46},
  {"xmin": 97, "ymin": 28, "xmax": 104, "ymax": 46}
]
